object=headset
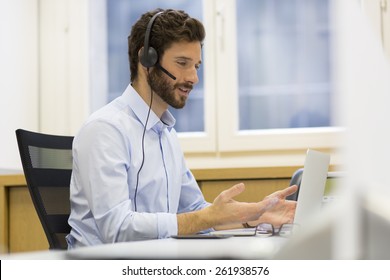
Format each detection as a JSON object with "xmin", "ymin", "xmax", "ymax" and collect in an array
[
  {"xmin": 140, "ymin": 11, "xmax": 163, "ymax": 68},
  {"xmin": 139, "ymin": 11, "xmax": 176, "ymax": 80}
]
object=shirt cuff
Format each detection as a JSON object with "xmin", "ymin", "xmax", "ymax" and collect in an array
[{"xmin": 157, "ymin": 213, "xmax": 178, "ymax": 238}]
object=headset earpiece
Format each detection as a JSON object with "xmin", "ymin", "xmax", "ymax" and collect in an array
[{"xmin": 140, "ymin": 46, "xmax": 158, "ymax": 68}]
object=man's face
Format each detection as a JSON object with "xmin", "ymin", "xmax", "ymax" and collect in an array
[{"xmin": 148, "ymin": 41, "xmax": 202, "ymax": 109}]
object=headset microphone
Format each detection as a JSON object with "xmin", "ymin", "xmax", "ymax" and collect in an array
[{"xmin": 156, "ymin": 63, "xmax": 176, "ymax": 80}]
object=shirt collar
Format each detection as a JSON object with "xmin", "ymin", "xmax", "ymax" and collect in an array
[{"xmin": 123, "ymin": 84, "xmax": 176, "ymax": 132}]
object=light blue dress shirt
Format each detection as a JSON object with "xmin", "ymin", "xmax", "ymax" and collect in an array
[{"xmin": 66, "ymin": 84, "xmax": 210, "ymax": 248}]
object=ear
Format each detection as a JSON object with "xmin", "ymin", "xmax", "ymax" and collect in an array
[{"xmin": 138, "ymin": 47, "xmax": 144, "ymax": 58}]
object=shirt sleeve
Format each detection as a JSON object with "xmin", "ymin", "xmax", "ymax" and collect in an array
[{"xmin": 177, "ymin": 156, "xmax": 211, "ymax": 214}]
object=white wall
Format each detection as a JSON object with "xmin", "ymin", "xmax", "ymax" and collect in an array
[
  {"xmin": 0, "ymin": 0, "xmax": 91, "ymax": 169},
  {"xmin": 0, "ymin": 0, "xmax": 39, "ymax": 169},
  {"xmin": 39, "ymin": 0, "xmax": 90, "ymax": 135}
]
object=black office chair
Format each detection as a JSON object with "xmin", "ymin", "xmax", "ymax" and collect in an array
[
  {"xmin": 286, "ymin": 167, "xmax": 344, "ymax": 201},
  {"xmin": 286, "ymin": 168, "xmax": 304, "ymax": 201},
  {"xmin": 15, "ymin": 129, "xmax": 73, "ymax": 250}
]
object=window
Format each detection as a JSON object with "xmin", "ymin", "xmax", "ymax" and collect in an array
[
  {"xmin": 236, "ymin": 0, "xmax": 332, "ymax": 130},
  {"xmin": 101, "ymin": 0, "xmax": 340, "ymax": 158}
]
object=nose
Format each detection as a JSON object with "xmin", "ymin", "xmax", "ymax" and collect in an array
[{"xmin": 185, "ymin": 67, "xmax": 199, "ymax": 85}]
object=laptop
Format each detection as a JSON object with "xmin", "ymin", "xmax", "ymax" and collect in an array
[
  {"xmin": 293, "ymin": 149, "xmax": 330, "ymax": 226},
  {"xmin": 209, "ymin": 149, "xmax": 330, "ymax": 237}
]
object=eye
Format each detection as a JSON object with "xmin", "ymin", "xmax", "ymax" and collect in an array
[
  {"xmin": 177, "ymin": 61, "xmax": 187, "ymax": 67},
  {"xmin": 195, "ymin": 64, "xmax": 200, "ymax": 71}
]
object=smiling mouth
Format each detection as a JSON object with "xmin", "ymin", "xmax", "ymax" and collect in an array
[
  {"xmin": 178, "ymin": 87, "xmax": 190, "ymax": 93},
  {"xmin": 175, "ymin": 82, "xmax": 193, "ymax": 98},
  {"xmin": 177, "ymin": 84, "xmax": 193, "ymax": 97}
]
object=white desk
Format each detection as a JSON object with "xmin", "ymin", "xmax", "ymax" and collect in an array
[
  {"xmin": 1, "ymin": 236, "xmax": 287, "ymax": 260},
  {"xmin": 69, "ymin": 236, "xmax": 287, "ymax": 260}
]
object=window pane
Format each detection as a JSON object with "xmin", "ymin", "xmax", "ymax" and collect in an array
[
  {"xmin": 237, "ymin": 0, "xmax": 332, "ymax": 130},
  {"xmin": 107, "ymin": 0, "xmax": 204, "ymax": 132}
]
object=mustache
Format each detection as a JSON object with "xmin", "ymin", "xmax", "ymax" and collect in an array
[{"xmin": 174, "ymin": 83, "xmax": 193, "ymax": 91}]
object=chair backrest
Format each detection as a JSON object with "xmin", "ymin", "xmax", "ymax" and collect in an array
[
  {"xmin": 286, "ymin": 168, "xmax": 304, "ymax": 201},
  {"xmin": 286, "ymin": 167, "xmax": 344, "ymax": 201},
  {"xmin": 15, "ymin": 129, "xmax": 73, "ymax": 250}
]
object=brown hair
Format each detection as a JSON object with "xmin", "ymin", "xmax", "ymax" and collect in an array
[{"xmin": 128, "ymin": 8, "xmax": 205, "ymax": 82}]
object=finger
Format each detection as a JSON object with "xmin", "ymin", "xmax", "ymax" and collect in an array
[
  {"xmin": 215, "ymin": 183, "xmax": 245, "ymax": 203},
  {"xmin": 280, "ymin": 185, "xmax": 298, "ymax": 198},
  {"xmin": 267, "ymin": 185, "xmax": 298, "ymax": 199}
]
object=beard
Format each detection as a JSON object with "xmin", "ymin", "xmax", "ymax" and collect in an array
[{"xmin": 147, "ymin": 67, "xmax": 193, "ymax": 109}]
